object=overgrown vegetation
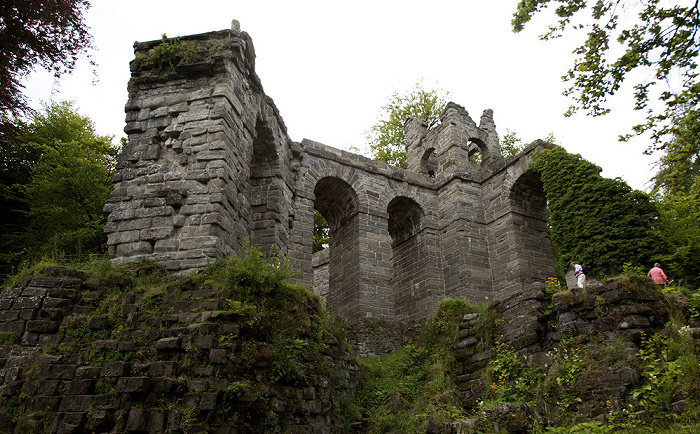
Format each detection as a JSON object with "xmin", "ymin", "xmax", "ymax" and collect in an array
[
  {"xmin": 0, "ymin": 245, "xmax": 352, "ymax": 431},
  {"xmin": 133, "ymin": 34, "xmax": 203, "ymax": 73},
  {"xmin": 531, "ymin": 146, "xmax": 663, "ymax": 278},
  {"xmin": 198, "ymin": 243, "xmax": 342, "ymax": 386},
  {"xmin": 344, "ymin": 298, "xmax": 474, "ymax": 432},
  {"xmin": 3, "ymin": 247, "xmax": 700, "ymax": 432}
]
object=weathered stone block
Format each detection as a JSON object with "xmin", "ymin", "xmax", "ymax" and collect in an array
[
  {"xmin": 195, "ymin": 335, "xmax": 214, "ymax": 350},
  {"xmin": 115, "ymin": 241, "xmax": 153, "ymax": 256},
  {"xmin": 126, "ymin": 409, "xmax": 147, "ymax": 432},
  {"xmin": 40, "ymin": 364, "xmax": 76, "ymax": 380},
  {"xmin": 152, "ymin": 377, "xmax": 185, "ymax": 394},
  {"xmin": 209, "ymin": 349, "xmax": 227, "ymax": 364},
  {"xmin": 68, "ymin": 379, "xmax": 96, "ymax": 395},
  {"xmin": 156, "ymin": 337, "xmax": 182, "ymax": 351},
  {"xmin": 26, "ymin": 320, "xmax": 60, "ymax": 333},
  {"xmin": 101, "ymin": 362, "xmax": 131, "ymax": 378},
  {"xmin": 148, "ymin": 361, "xmax": 176, "ymax": 377},
  {"xmin": 59, "ymin": 395, "xmax": 94, "ymax": 412},
  {"xmin": 116, "ymin": 377, "xmax": 151, "ymax": 394}
]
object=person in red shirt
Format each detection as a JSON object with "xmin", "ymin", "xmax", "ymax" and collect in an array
[{"xmin": 647, "ymin": 263, "xmax": 668, "ymax": 285}]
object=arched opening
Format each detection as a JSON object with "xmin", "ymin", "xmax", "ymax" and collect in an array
[
  {"xmin": 388, "ymin": 196, "xmax": 439, "ymax": 321},
  {"xmin": 250, "ymin": 117, "xmax": 288, "ymax": 253},
  {"xmin": 467, "ymin": 138, "xmax": 487, "ymax": 165},
  {"xmin": 313, "ymin": 177, "xmax": 361, "ymax": 317},
  {"xmin": 491, "ymin": 169, "xmax": 555, "ymax": 294},
  {"xmin": 419, "ymin": 148, "xmax": 438, "ymax": 177},
  {"xmin": 388, "ymin": 197, "xmax": 424, "ymax": 246}
]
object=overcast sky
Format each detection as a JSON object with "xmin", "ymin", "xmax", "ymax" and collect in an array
[{"xmin": 22, "ymin": 0, "xmax": 658, "ymax": 190}]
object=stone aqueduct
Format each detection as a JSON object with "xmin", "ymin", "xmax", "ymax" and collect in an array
[{"xmin": 103, "ymin": 26, "xmax": 556, "ymax": 322}]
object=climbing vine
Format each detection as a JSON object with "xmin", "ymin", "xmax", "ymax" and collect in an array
[{"xmin": 530, "ymin": 147, "xmax": 663, "ymax": 277}]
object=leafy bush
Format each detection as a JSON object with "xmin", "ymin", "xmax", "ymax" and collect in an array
[
  {"xmin": 135, "ymin": 35, "xmax": 202, "ymax": 72},
  {"xmin": 633, "ymin": 330, "xmax": 700, "ymax": 418},
  {"xmin": 200, "ymin": 242, "xmax": 298, "ymax": 302},
  {"xmin": 198, "ymin": 243, "xmax": 337, "ymax": 385}
]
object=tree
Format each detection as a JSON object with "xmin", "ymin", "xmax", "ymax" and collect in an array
[
  {"xmin": 653, "ymin": 179, "xmax": 700, "ymax": 287},
  {"xmin": 313, "ymin": 210, "xmax": 329, "ymax": 253},
  {"xmin": 531, "ymin": 146, "xmax": 664, "ymax": 277},
  {"xmin": 0, "ymin": 1, "xmax": 93, "ymax": 124},
  {"xmin": 512, "ymin": 0, "xmax": 700, "ymax": 150},
  {"xmin": 651, "ymin": 105, "xmax": 700, "ymax": 195},
  {"xmin": 648, "ymin": 105, "xmax": 700, "ymax": 286},
  {"xmin": 0, "ymin": 101, "xmax": 117, "ymax": 277},
  {"xmin": 366, "ymin": 83, "xmax": 449, "ymax": 168}
]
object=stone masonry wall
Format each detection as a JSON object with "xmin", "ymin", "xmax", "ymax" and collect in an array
[
  {"xmin": 454, "ymin": 278, "xmax": 671, "ymax": 413},
  {"xmin": 0, "ymin": 266, "xmax": 686, "ymax": 432},
  {"xmin": 0, "ymin": 266, "xmax": 353, "ymax": 433},
  {"xmin": 104, "ymin": 25, "xmax": 557, "ymax": 322}
]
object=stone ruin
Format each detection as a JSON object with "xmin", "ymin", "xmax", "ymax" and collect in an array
[{"xmin": 103, "ymin": 24, "xmax": 556, "ymax": 322}]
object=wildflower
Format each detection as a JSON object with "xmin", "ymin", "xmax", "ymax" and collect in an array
[{"xmin": 679, "ymin": 325, "xmax": 692, "ymax": 338}]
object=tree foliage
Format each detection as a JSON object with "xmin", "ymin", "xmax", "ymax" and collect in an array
[
  {"xmin": 512, "ymin": 0, "xmax": 700, "ymax": 150},
  {"xmin": 653, "ymin": 180, "xmax": 700, "ymax": 287},
  {"xmin": 0, "ymin": 101, "xmax": 118, "ymax": 278},
  {"xmin": 531, "ymin": 146, "xmax": 664, "ymax": 276},
  {"xmin": 648, "ymin": 105, "xmax": 700, "ymax": 286},
  {"xmin": 0, "ymin": 1, "xmax": 94, "ymax": 123},
  {"xmin": 500, "ymin": 130, "xmax": 556, "ymax": 159},
  {"xmin": 366, "ymin": 83, "xmax": 449, "ymax": 168},
  {"xmin": 652, "ymin": 105, "xmax": 700, "ymax": 195},
  {"xmin": 312, "ymin": 210, "xmax": 329, "ymax": 253}
]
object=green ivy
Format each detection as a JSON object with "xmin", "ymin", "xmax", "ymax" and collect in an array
[{"xmin": 531, "ymin": 147, "xmax": 664, "ymax": 277}]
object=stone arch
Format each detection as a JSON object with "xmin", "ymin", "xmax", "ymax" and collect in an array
[
  {"xmin": 314, "ymin": 177, "xmax": 358, "ymax": 231},
  {"xmin": 490, "ymin": 165, "xmax": 555, "ymax": 295},
  {"xmin": 313, "ymin": 177, "xmax": 364, "ymax": 318},
  {"xmin": 508, "ymin": 170, "xmax": 547, "ymax": 216},
  {"xmin": 387, "ymin": 196, "xmax": 442, "ymax": 321},
  {"xmin": 387, "ymin": 197, "xmax": 424, "ymax": 246},
  {"xmin": 419, "ymin": 148, "xmax": 438, "ymax": 177},
  {"xmin": 249, "ymin": 115, "xmax": 291, "ymax": 254},
  {"xmin": 467, "ymin": 138, "xmax": 490, "ymax": 165}
]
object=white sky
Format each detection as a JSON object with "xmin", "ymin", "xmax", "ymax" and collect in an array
[{"xmin": 22, "ymin": 0, "xmax": 659, "ymax": 191}]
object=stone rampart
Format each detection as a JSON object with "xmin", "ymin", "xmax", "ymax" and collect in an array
[
  {"xmin": 454, "ymin": 277, "xmax": 672, "ymax": 414},
  {"xmin": 104, "ymin": 25, "xmax": 556, "ymax": 322},
  {"xmin": 0, "ymin": 266, "xmax": 352, "ymax": 433},
  {"xmin": 0, "ymin": 266, "xmax": 691, "ymax": 432}
]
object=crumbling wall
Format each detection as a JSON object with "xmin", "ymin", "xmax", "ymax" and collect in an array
[
  {"xmin": 104, "ymin": 27, "xmax": 557, "ymax": 322},
  {"xmin": 0, "ymin": 267, "xmax": 352, "ymax": 433},
  {"xmin": 455, "ymin": 278, "xmax": 671, "ymax": 414}
]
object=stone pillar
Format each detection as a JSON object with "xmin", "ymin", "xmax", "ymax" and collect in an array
[
  {"xmin": 438, "ymin": 179, "xmax": 493, "ymax": 304},
  {"xmin": 434, "ymin": 103, "xmax": 476, "ymax": 176},
  {"xmin": 404, "ymin": 117, "xmax": 429, "ymax": 174},
  {"xmin": 486, "ymin": 169, "xmax": 555, "ymax": 296},
  {"xmin": 357, "ymin": 211, "xmax": 394, "ymax": 319}
]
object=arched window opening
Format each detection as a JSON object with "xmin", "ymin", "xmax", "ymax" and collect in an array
[
  {"xmin": 387, "ymin": 197, "xmax": 424, "ymax": 247},
  {"xmin": 312, "ymin": 177, "xmax": 361, "ymax": 317},
  {"xmin": 314, "ymin": 177, "xmax": 358, "ymax": 231},
  {"xmin": 420, "ymin": 148, "xmax": 438, "ymax": 177},
  {"xmin": 388, "ymin": 196, "xmax": 437, "ymax": 321},
  {"xmin": 312, "ymin": 210, "xmax": 329, "ymax": 253},
  {"xmin": 467, "ymin": 138, "xmax": 486, "ymax": 165}
]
